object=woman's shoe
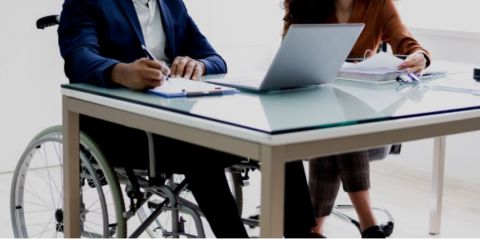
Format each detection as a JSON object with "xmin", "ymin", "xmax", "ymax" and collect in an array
[
  {"xmin": 361, "ymin": 225, "xmax": 386, "ymax": 238},
  {"xmin": 308, "ymin": 232, "xmax": 326, "ymax": 238}
]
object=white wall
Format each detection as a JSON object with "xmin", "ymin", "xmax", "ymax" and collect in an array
[
  {"xmin": 389, "ymin": 6, "xmax": 480, "ymax": 184},
  {"xmin": 411, "ymin": 28, "xmax": 480, "ymax": 65},
  {"xmin": 1, "ymin": 0, "xmax": 479, "ymax": 185},
  {"xmin": 184, "ymin": 0, "xmax": 284, "ymax": 74},
  {"xmin": 0, "ymin": 0, "xmax": 64, "ymax": 172}
]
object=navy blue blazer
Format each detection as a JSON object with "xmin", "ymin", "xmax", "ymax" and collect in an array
[{"xmin": 58, "ymin": 0, "xmax": 227, "ymax": 87}]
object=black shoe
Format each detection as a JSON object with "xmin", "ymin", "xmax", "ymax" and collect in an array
[
  {"xmin": 361, "ymin": 225, "xmax": 386, "ymax": 238},
  {"xmin": 307, "ymin": 232, "xmax": 326, "ymax": 238}
]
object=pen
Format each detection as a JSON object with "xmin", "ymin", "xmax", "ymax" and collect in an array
[
  {"xmin": 141, "ymin": 44, "xmax": 171, "ymax": 84},
  {"xmin": 184, "ymin": 90, "xmax": 224, "ymax": 97}
]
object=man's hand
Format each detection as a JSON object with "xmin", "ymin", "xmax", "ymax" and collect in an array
[
  {"xmin": 111, "ymin": 58, "xmax": 170, "ymax": 90},
  {"xmin": 170, "ymin": 56, "xmax": 206, "ymax": 81},
  {"xmin": 399, "ymin": 52, "xmax": 427, "ymax": 74}
]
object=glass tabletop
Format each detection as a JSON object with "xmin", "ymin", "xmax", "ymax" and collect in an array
[{"xmin": 62, "ymin": 64, "xmax": 480, "ymax": 134}]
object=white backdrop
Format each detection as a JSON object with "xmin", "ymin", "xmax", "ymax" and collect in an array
[
  {"xmin": 0, "ymin": 0, "xmax": 479, "ymax": 185},
  {"xmin": 0, "ymin": 0, "xmax": 65, "ymax": 172}
]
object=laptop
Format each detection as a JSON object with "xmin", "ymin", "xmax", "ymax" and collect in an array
[{"xmin": 206, "ymin": 24, "xmax": 364, "ymax": 92}]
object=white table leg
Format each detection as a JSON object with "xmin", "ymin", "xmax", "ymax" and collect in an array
[
  {"xmin": 260, "ymin": 146, "xmax": 285, "ymax": 238},
  {"xmin": 429, "ymin": 136, "xmax": 446, "ymax": 235},
  {"xmin": 63, "ymin": 96, "xmax": 81, "ymax": 237}
]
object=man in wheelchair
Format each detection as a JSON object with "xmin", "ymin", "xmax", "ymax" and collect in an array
[{"xmin": 57, "ymin": 0, "xmax": 317, "ymax": 237}]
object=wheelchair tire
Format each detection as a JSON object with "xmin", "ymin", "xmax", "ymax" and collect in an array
[{"xmin": 10, "ymin": 125, "xmax": 127, "ymax": 237}]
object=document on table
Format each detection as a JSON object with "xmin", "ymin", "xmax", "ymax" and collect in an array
[
  {"xmin": 337, "ymin": 52, "xmax": 447, "ymax": 84},
  {"xmin": 337, "ymin": 52, "xmax": 406, "ymax": 83},
  {"xmin": 149, "ymin": 77, "xmax": 238, "ymax": 98}
]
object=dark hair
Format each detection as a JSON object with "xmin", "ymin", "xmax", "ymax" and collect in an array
[{"xmin": 282, "ymin": 0, "xmax": 335, "ymax": 36}]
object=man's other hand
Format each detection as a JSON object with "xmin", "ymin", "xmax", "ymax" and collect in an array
[{"xmin": 170, "ymin": 56, "xmax": 206, "ymax": 81}]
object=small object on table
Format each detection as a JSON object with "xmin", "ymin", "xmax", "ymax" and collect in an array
[{"xmin": 474, "ymin": 67, "xmax": 480, "ymax": 81}]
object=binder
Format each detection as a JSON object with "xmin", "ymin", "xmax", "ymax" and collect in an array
[{"xmin": 149, "ymin": 77, "xmax": 238, "ymax": 98}]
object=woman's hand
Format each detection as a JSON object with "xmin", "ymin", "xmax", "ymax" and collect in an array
[
  {"xmin": 170, "ymin": 56, "xmax": 206, "ymax": 81},
  {"xmin": 111, "ymin": 58, "xmax": 170, "ymax": 90},
  {"xmin": 399, "ymin": 52, "xmax": 427, "ymax": 74}
]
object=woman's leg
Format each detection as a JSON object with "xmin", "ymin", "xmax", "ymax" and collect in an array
[
  {"xmin": 309, "ymin": 156, "xmax": 341, "ymax": 234},
  {"xmin": 337, "ymin": 151, "xmax": 377, "ymax": 231},
  {"xmin": 347, "ymin": 190, "xmax": 376, "ymax": 231}
]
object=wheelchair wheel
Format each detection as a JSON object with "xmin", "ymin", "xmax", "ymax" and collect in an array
[
  {"xmin": 11, "ymin": 126, "xmax": 127, "ymax": 237},
  {"xmin": 136, "ymin": 169, "xmax": 243, "ymax": 237}
]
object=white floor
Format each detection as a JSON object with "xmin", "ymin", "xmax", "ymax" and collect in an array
[{"xmin": 2, "ymin": 159, "xmax": 480, "ymax": 238}]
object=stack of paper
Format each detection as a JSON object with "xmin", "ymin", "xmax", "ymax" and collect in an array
[{"xmin": 338, "ymin": 52, "xmax": 406, "ymax": 83}]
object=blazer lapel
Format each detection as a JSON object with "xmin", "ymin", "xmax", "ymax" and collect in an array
[
  {"xmin": 116, "ymin": 0, "xmax": 145, "ymax": 45},
  {"xmin": 158, "ymin": 0, "xmax": 176, "ymax": 58}
]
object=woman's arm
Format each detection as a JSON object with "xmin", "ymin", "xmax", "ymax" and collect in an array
[{"xmin": 381, "ymin": 0, "xmax": 431, "ymax": 70}]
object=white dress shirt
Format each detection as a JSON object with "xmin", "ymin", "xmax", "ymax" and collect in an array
[{"xmin": 132, "ymin": 0, "xmax": 169, "ymax": 62}]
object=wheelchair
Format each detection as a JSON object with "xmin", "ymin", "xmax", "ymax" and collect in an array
[
  {"xmin": 11, "ymin": 15, "xmax": 243, "ymax": 238},
  {"xmin": 11, "ymin": 124, "xmax": 248, "ymax": 237}
]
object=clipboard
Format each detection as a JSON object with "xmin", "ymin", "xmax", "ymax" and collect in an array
[{"xmin": 149, "ymin": 77, "xmax": 238, "ymax": 98}]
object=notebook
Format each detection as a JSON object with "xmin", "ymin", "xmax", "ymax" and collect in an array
[
  {"xmin": 149, "ymin": 77, "xmax": 238, "ymax": 98},
  {"xmin": 206, "ymin": 24, "xmax": 364, "ymax": 91}
]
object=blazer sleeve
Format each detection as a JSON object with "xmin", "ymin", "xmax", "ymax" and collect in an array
[
  {"xmin": 179, "ymin": 2, "xmax": 227, "ymax": 74},
  {"xmin": 58, "ymin": 0, "xmax": 119, "ymax": 87},
  {"xmin": 381, "ymin": 0, "xmax": 431, "ymax": 66}
]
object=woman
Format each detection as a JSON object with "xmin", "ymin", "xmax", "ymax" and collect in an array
[{"xmin": 283, "ymin": 0, "xmax": 430, "ymax": 237}]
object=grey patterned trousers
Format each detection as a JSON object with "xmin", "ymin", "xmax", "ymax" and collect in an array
[{"xmin": 309, "ymin": 151, "xmax": 370, "ymax": 217}]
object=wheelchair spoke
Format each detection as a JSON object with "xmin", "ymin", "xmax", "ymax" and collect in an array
[
  {"xmin": 41, "ymin": 145, "xmax": 61, "ymax": 210},
  {"xmin": 83, "ymin": 219, "xmax": 103, "ymax": 228},
  {"xmin": 52, "ymin": 138, "xmax": 62, "ymax": 164},
  {"xmin": 24, "ymin": 182, "xmax": 55, "ymax": 210},
  {"xmin": 23, "ymin": 209, "xmax": 56, "ymax": 214},
  {"xmin": 82, "ymin": 228, "xmax": 104, "ymax": 238},
  {"xmin": 85, "ymin": 198, "xmax": 101, "ymax": 212},
  {"xmin": 21, "ymin": 200, "xmax": 52, "ymax": 211},
  {"xmin": 29, "ymin": 168, "xmax": 62, "ymax": 203},
  {"xmin": 42, "ymin": 144, "xmax": 62, "ymax": 192},
  {"xmin": 28, "ymin": 213, "xmax": 55, "ymax": 237},
  {"xmin": 32, "ymin": 225, "xmax": 56, "ymax": 238}
]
